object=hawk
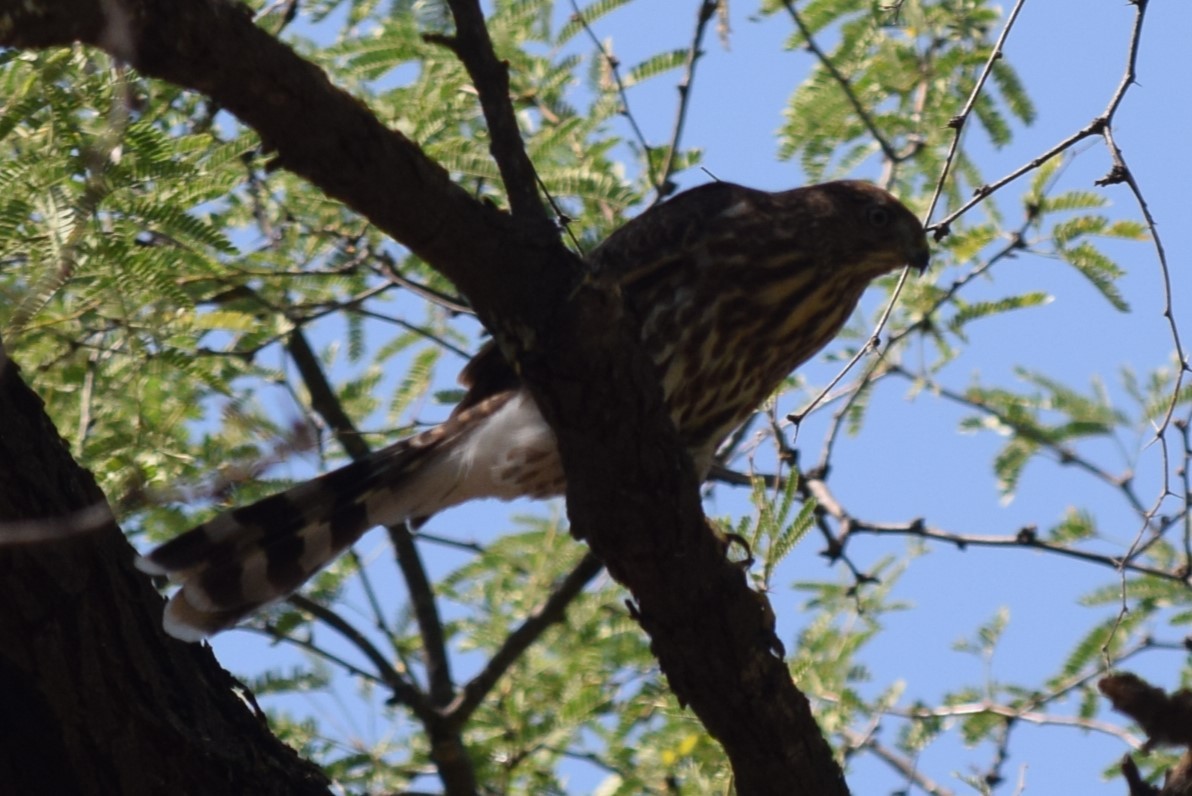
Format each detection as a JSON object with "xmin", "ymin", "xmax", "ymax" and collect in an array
[{"xmin": 138, "ymin": 180, "xmax": 930, "ymax": 640}]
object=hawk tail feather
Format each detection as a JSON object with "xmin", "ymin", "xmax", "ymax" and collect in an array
[
  {"xmin": 136, "ymin": 436, "xmax": 441, "ymax": 640},
  {"xmin": 138, "ymin": 389, "xmax": 557, "ymax": 640}
]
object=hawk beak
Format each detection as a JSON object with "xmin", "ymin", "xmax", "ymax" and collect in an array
[{"xmin": 909, "ymin": 245, "xmax": 930, "ymax": 274}]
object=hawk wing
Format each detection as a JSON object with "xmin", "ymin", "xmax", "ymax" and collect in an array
[
  {"xmin": 453, "ymin": 182, "xmax": 762, "ymax": 410},
  {"xmin": 453, "ymin": 340, "xmax": 519, "ymax": 415},
  {"xmin": 586, "ymin": 181, "xmax": 762, "ymax": 289}
]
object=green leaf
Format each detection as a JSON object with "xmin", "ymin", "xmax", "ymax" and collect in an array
[
  {"xmin": 1060, "ymin": 241, "xmax": 1129, "ymax": 311},
  {"xmin": 952, "ymin": 606, "xmax": 1009, "ymax": 657},
  {"xmin": 622, "ymin": 49, "xmax": 689, "ymax": 88},
  {"xmin": 389, "ymin": 346, "xmax": 442, "ymax": 420},
  {"xmin": 1048, "ymin": 508, "xmax": 1096, "ymax": 544},
  {"xmin": 556, "ymin": 0, "xmax": 632, "ymax": 44},
  {"xmin": 948, "ymin": 291, "xmax": 1051, "ymax": 332}
]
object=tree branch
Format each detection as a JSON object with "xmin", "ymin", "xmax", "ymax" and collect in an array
[
  {"xmin": 285, "ymin": 329, "xmax": 474, "ymax": 794},
  {"xmin": 2, "ymin": 3, "xmax": 850, "ymax": 792},
  {"xmin": 450, "ymin": 553, "xmax": 604, "ymax": 723},
  {"xmin": 441, "ymin": 0, "xmax": 548, "ymax": 222},
  {"xmin": 653, "ymin": 0, "xmax": 719, "ymax": 200},
  {"xmin": 2, "ymin": 0, "xmax": 560, "ymax": 328},
  {"xmin": 0, "ymin": 349, "xmax": 332, "ymax": 795}
]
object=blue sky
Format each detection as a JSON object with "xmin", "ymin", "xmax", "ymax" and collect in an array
[{"xmin": 205, "ymin": 2, "xmax": 1192, "ymax": 793}]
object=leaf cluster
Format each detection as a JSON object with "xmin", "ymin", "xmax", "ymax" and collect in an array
[{"xmin": 2, "ymin": 0, "xmax": 1188, "ymax": 793}]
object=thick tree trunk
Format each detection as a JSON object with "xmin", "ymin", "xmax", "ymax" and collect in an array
[{"xmin": 0, "ymin": 349, "xmax": 330, "ymax": 796}]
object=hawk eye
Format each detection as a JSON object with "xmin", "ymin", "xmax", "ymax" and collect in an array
[{"xmin": 867, "ymin": 206, "xmax": 891, "ymax": 227}]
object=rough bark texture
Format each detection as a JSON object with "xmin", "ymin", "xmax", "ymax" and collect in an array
[
  {"xmin": 0, "ymin": 1, "xmax": 850, "ymax": 793},
  {"xmin": 0, "ymin": 352, "xmax": 331, "ymax": 795}
]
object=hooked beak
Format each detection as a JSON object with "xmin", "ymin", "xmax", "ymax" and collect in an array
[{"xmin": 909, "ymin": 244, "xmax": 931, "ymax": 274}]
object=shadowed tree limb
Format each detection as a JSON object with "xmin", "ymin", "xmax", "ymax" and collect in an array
[
  {"xmin": 0, "ymin": 346, "xmax": 332, "ymax": 796},
  {"xmin": 285, "ymin": 328, "xmax": 476, "ymax": 794},
  {"xmin": 1, "ymin": 2, "xmax": 848, "ymax": 793}
]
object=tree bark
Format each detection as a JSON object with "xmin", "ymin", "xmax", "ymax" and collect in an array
[
  {"xmin": 0, "ymin": 349, "xmax": 331, "ymax": 795},
  {"xmin": 0, "ymin": 2, "xmax": 850, "ymax": 793}
]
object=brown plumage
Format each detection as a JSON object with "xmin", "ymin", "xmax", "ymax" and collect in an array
[{"xmin": 138, "ymin": 180, "xmax": 930, "ymax": 640}]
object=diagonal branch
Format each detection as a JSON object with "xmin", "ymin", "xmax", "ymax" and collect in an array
[
  {"xmin": 570, "ymin": 0, "xmax": 717, "ymax": 201},
  {"xmin": 449, "ymin": 552, "xmax": 604, "ymax": 723},
  {"xmin": 285, "ymin": 331, "xmax": 455, "ymax": 698},
  {"xmin": 285, "ymin": 594, "xmax": 433, "ymax": 722},
  {"xmin": 2, "ymin": 3, "xmax": 851, "ymax": 793},
  {"xmin": 922, "ymin": 0, "xmax": 1028, "ymax": 229},
  {"xmin": 440, "ymin": 0, "xmax": 548, "ymax": 222},
  {"xmin": 652, "ymin": 0, "xmax": 720, "ymax": 201},
  {"xmin": 567, "ymin": 0, "xmax": 658, "ymax": 189},
  {"xmin": 781, "ymin": 0, "xmax": 905, "ymax": 164},
  {"xmin": 285, "ymin": 329, "xmax": 473, "ymax": 793}
]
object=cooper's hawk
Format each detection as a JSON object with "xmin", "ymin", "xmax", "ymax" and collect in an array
[{"xmin": 138, "ymin": 180, "xmax": 930, "ymax": 640}]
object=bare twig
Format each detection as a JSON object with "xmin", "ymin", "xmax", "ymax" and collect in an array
[
  {"xmin": 840, "ymin": 727, "xmax": 956, "ymax": 796},
  {"xmin": 373, "ymin": 248, "xmax": 474, "ymax": 316},
  {"xmin": 900, "ymin": 701, "xmax": 1144, "ymax": 748},
  {"xmin": 922, "ymin": 0, "xmax": 1028, "ymax": 229},
  {"xmin": 778, "ymin": 0, "xmax": 1028, "ymax": 430},
  {"xmin": 449, "ymin": 553, "xmax": 604, "ymax": 722},
  {"xmin": 344, "ymin": 306, "xmax": 472, "ymax": 360},
  {"xmin": 569, "ymin": 0, "xmax": 717, "ymax": 202},
  {"xmin": 652, "ymin": 1, "xmax": 721, "ymax": 201},
  {"xmin": 567, "ymin": 0, "xmax": 658, "ymax": 188},
  {"xmin": 285, "ymin": 594, "xmax": 433, "ymax": 720},
  {"xmin": 846, "ymin": 515, "xmax": 1183, "ymax": 584},
  {"xmin": 930, "ymin": 118, "xmax": 1105, "ymax": 236}
]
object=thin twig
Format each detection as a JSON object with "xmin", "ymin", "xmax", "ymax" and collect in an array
[
  {"xmin": 567, "ymin": 0, "xmax": 659, "ymax": 190},
  {"xmin": 345, "ymin": 306, "xmax": 472, "ymax": 360},
  {"xmin": 930, "ymin": 118, "xmax": 1105, "ymax": 236},
  {"xmin": 899, "ymin": 701, "xmax": 1144, "ymax": 748},
  {"xmin": 449, "ymin": 553, "xmax": 604, "ymax": 722},
  {"xmin": 840, "ymin": 728, "xmax": 956, "ymax": 796},
  {"xmin": 1085, "ymin": 0, "xmax": 1189, "ymax": 670},
  {"xmin": 780, "ymin": 0, "xmax": 903, "ymax": 164},
  {"xmin": 257, "ymin": 624, "xmax": 388, "ymax": 687},
  {"xmin": 652, "ymin": 0, "xmax": 721, "ymax": 202},
  {"xmin": 781, "ymin": 0, "xmax": 1027, "ymax": 430},
  {"xmin": 285, "ymin": 328, "xmax": 419, "ymax": 652},
  {"xmin": 373, "ymin": 248, "xmax": 474, "ymax": 316},
  {"xmin": 285, "ymin": 328, "xmax": 459, "ymax": 711},
  {"xmin": 847, "ymin": 516, "xmax": 1184, "ymax": 584},
  {"xmin": 922, "ymin": 0, "xmax": 1028, "ymax": 229},
  {"xmin": 286, "ymin": 594, "xmax": 433, "ymax": 719}
]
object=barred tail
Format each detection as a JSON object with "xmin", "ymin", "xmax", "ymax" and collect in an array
[
  {"xmin": 136, "ymin": 389, "xmax": 558, "ymax": 641},
  {"xmin": 135, "ymin": 437, "xmax": 440, "ymax": 641}
]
